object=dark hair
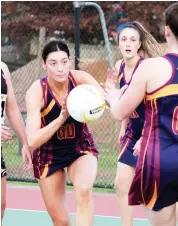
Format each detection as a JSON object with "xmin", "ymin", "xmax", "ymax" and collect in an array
[
  {"xmin": 165, "ymin": 3, "xmax": 178, "ymax": 38},
  {"xmin": 117, "ymin": 21, "xmax": 163, "ymax": 58},
  {"xmin": 42, "ymin": 40, "xmax": 70, "ymax": 62}
]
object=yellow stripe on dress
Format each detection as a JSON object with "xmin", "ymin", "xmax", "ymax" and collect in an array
[
  {"xmin": 80, "ymin": 150, "xmax": 93, "ymax": 155},
  {"xmin": 40, "ymin": 163, "xmax": 49, "ymax": 179},
  {"xmin": 41, "ymin": 99, "xmax": 55, "ymax": 117},
  {"xmin": 118, "ymin": 73, "xmax": 123, "ymax": 85},
  {"xmin": 146, "ymin": 84, "xmax": 178, "ymax": 100},
  {"xmin": 146, "ymin": 180, "xmax": 158, "ymax": 209}
]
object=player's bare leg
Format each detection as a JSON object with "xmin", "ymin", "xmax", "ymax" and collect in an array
[
  {"xmin": 1, "ymin": 176, "xmax": 6, "ymax": 221},
  {"xmin": 115, "ymin": 162, "xmax": 135, "ymax": 226},
  {"xmin": 68, "ymin": 155, "xmax": 97, "ymax": 226},
  {"xmin": 148, "ymin": 203, "xmax": 176, "ymax": 226},
  {"xmin": 38, "ymin": 169, "xmax": 71, "ymax": 226}
]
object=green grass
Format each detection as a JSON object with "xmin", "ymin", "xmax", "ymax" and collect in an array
[
  {"xmin": 7, "ymin": 180, "xmax": 115, "ymax": 193},
  {"xmin": 2, "ymin": 137, "xmax": 22, "ymax": 167},
  {"xmin": 3, "ymin": 136, "xmax": 118, "ymax": 189}
]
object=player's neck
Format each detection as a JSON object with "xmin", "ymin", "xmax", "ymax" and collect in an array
[
  {"xmin": 124, "ymin": 55, "xmax": 140, "ymax": 69},
  {"xmin": 167, "ymin": 41, "xmax": 178, "ymax": 54},
  {"xmin": 47, "ymin": 77, "xmax": 68, "ymax": 93}
]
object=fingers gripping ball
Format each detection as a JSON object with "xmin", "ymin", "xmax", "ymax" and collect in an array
[{"xmin": 67, "ymin": 84, "xmax": 105, "ymax": 123}]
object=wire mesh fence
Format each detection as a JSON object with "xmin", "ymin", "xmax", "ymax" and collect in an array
[{"xmin": 1, "ymin": 1, "xmax": 171, "ymax": 188}]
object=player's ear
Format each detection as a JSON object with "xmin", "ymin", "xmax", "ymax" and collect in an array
[
  {"xmin": 42, "ymin": 60, "xmax": 47, "ymax": 70},
  {"xmin": 165, "ymin": 25, "xmax": 171, "ymax": 38}
]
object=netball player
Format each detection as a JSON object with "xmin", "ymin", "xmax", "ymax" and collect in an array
[
  {"xmin": 105, "ymin": 3, "xmax": 178, "ymax": 226},
  {"xmin": 1, "ymin": 62, "xmax": 32, "ymax": 220},
  {"xmin": 25, "ymin": 40, "xmax": 105, "ymax": 226},
  {"xmin": 107, "ymin": 21, "xmax": 162, "ymax": 226}
]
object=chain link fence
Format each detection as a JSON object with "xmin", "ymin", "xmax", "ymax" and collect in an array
[{"xmin": 1, "ymin": 1, "xmax": 171, "ymax": 188}]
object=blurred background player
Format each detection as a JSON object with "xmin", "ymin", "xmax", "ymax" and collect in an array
[
  {"xmin": 1, "ymin": 62, "xmax": 32, "ymax": 221},
  {"xmin": 104, "ymin": 3, "xmax": 178, "ymax": 226},
  {"xmin": 25, "ymin": 40, "xmax": 103, "ymax": 226},
  {"xmin": 113, "ymin": 21, "xmax": 162, "ymax": 226}
]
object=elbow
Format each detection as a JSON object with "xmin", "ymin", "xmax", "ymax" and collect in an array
[{"xmin": 27, "ymin": 137, "xmax": 39, "ymax": 150}]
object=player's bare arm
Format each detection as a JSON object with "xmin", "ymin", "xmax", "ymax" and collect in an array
[
  {"xmin": 105, "ymin": 60, "xmax": 150, "ymax": 120},
  {"xmin": 26, "ymin": 81, "xmax": 68, "ymax": 149}
]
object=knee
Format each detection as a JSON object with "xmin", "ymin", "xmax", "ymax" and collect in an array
[
  {"xmin": 75, "ymin": 184, "xmax": 92, "ymax": 204},
  {"xmin": 114, "ymin": 175, "xmax": 130, "ymax": 196},
  {"xmin": 1, "ymin": 201, "xmax": 6, "ymax": 219}
]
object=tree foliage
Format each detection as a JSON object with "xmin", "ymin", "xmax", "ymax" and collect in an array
[{"xmin": 1, "ymin": 1, "xmax": 176, "ymax": 44}]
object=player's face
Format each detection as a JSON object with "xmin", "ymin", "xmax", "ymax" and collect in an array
[
  {"xmin": 43, "ymin": 51, "xmax": 71, "ymax": 83},
  {"xmin": 118, "ymin": 28, "xmax": 141, "ymax": 59}
]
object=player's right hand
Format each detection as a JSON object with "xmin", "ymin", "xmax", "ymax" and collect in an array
[
  {"xmin": 59, "ymin": 93, "xmax": 69, "ymax": 123},
  {"xmin": 1, "ymin": 125, "xmax": 13, "ymax": 142},
  {"xmin": 100, "ymin": 68, "xmax": 118, "ymax": 90},
  {"xmin": 105, "ymin": 68, "xmax": 118, "ymax": 88}
]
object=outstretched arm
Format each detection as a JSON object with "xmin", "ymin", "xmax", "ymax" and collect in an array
[
  {"xmin": 2, "ymin": 62, "xmax": 32, "ymax": 169},
  {"xmin": 105, "ymin": 60, "xmax": 148, "ymax": 120}
]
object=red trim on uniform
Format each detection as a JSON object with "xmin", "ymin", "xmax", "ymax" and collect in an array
[
  {"xmin": 69, "ymin": 72, "xmax": 77, "ymax": 87},
  {"xmin": 1, "ymin": 70, "xmax": 7, "ymax": 83},
  {"xmin": 123, "ymin": 57, "xmax": 143, "ymax": 84},
  {"xmin": 40, "ymin": 78, "xmax": 48, "ymax": 110}
]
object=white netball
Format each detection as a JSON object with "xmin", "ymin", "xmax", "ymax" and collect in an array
[{"xmin": 67, "ymin": 84, "xmax": 105, "ymax": 123}]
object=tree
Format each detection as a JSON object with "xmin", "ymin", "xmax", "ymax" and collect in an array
[{"xmin": 1, "ymin": 1, "xmax": 176, "ymax": 45}]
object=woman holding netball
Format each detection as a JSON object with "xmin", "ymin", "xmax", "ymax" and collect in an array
[{"xmin": 25, "ymin": 40, "xmax": 125, "ymax": 226}]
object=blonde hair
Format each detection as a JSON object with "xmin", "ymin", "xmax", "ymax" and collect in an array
[{"xmin": 117, "ymin": 21, "xmax": 164, "ymax": 58}]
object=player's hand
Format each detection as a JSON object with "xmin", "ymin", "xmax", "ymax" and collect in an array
[
  {"xmin": 59, "ymin": 93, "xmax": 69, "ymax": 123},
  {"xmin": 22, "ymin": 144, "xmax": 32, "ymax": 170},
  {"xmin": 133, "ymin": 138, "xmax": 142, "ymax": 156},
  {"xmin": 119, "ymin": 127, "xmax": 125, "ymax": 145},
  {"xmin": 106, "ymin": 68, "xmax": 118, "ymax": 88},
  {"xmin": 1, "ymin": 125, "xmax": 13, "ymax": 142},
  {"xmin": 104, "ymin": 85, "xmax": 128, "ymax": 105},
  {"xmin": 100, "ymin": 68, "xmax": 118, "ymax": 90}
]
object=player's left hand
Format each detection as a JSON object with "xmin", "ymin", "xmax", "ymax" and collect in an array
[
  {"xmin": 133, "ymin": 138, "xmax": 142, "ymax": 156},
  {"xmin": 22, "ymin": 144, "xmax": 32, "ymax": 170},
  {"xmin": 104, "ymin": 84, "xmax": 128, "ymax": 105}
]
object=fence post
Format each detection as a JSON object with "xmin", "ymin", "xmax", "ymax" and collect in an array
[
  {"xmin": 37, "ymin": 27, "xmax": 46, "ymax": 78},
  {"xmin": 74, "ymin": 2, "xmax": 80, "ymax": 70},
  {"xmin": 77, "ymin": 2, "xmax": 114, "ymax": 69}
]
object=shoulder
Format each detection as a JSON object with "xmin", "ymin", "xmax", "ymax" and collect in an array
[
  {"xmin": 26, "ymin": 80, "xmax": 42, "ymax": 97},
  {"xmin": 115, "ymin": 59, "xmax": 123, "ymax": 71},
  {"xmin": 26, "ymin": 79, "xmax": 44, "ymax": 109},
  {"xmin": 1, "ymin": 62, "xmax": 11, "ymax": 80},
  {"xmin": 133, "ymin": 57, "xmax": 172, "ymax": 83},
  {"xmin": 70, "ymin": 69, "xmax": 90, "ymax": 77},
  {"xmin": 69, "ymin": 70, "xmax": 92, "ymax": 84},
  {"xmin": 137, "ymin": 57, "xmax": 172, "ymax": 73}
]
